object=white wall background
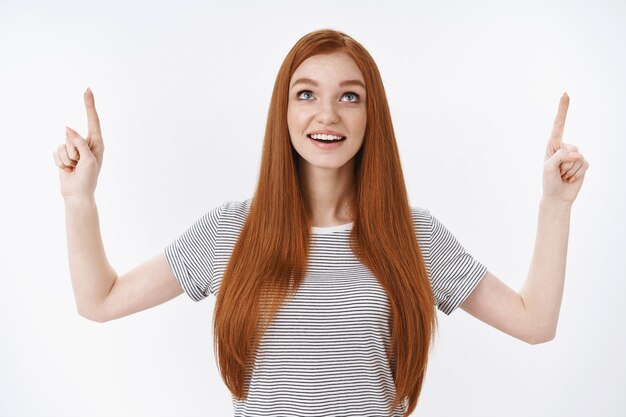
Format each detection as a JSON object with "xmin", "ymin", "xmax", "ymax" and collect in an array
[{"xmin": 1, "ymin": 0, "xmax": 624, "ymax": 416}]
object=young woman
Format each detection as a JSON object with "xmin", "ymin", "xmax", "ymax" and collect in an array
[{"xmin": 53, "ymin": 29, "xmax": 589, "ymax": 417}]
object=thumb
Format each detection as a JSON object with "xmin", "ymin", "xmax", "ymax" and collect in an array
[
  {"xmin": 66, "ymin": 127, "xmax": 95, "ymax": 161},
  {"xmin": 547, "ymin": 148, "xmax": 582, "ymax": 169}
]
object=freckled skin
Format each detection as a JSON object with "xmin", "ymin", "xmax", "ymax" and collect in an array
[{"xmin": 287, "ymin": 51, "xmax": 367, "ymax": 173}]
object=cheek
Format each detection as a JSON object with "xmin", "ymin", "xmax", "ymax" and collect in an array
[
  {"xmin": 353, "ymin": 114, "xmax": 367, "ymax": 148},
  {"xmin": 347, "ymin": 110, "xmax": 367, "ymax": 135},
  {"xmin": 287, "ymin": 114, "xmax": 298, "ymax": 141},
  {"xmin": 287, "ymin": 105, "xmax": 306, "ymax": 132}
]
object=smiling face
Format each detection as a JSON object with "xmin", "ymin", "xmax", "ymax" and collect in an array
[{"xmin": 287, "ymin": 51, "xmax": 367, "ymax": 172}]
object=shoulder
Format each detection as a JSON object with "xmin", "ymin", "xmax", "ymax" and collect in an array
[
  {"xmin": 409, "ymin": 205, "xmax": 432, "ymax": 229},
  {"xmin": 409, "ymin": 205, "xmax": 431, "ymax": 222},
  {"xmin": 203, "ymin": 198, "xmax": 251, "ymax": 216},
  {"xmin": 209, "ymin": 198, "xmax": 252, "ymax": 233},
  {"xmin": 219, "ymin": 198, "xmax": 252, "ymax": 218},
  {"xmin": 409, "ymin": 205, "xmax": 433, "ymax": 244}
]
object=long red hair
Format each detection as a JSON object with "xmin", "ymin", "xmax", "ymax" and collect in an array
[{"xmin": 213, "ymin": 29, "xmax": 436, "ymax": 416}]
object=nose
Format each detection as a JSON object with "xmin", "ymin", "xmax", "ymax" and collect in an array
[{"xmin": 315, "ymin": 100, "xmax": 340, "ymax": 125}]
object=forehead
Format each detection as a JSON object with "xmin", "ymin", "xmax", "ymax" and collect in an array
[{"xmin": 290, "ymin": 51, "xmax": 364, "ymax": 85}]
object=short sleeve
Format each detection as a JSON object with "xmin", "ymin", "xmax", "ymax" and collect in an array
[
  {"xmin": 426, "ymin": 210, "xmax": 488, "ymax": 315},
  {"xmin": 164, "ymin": 203, "xmax": 226, "ymax": 301}
]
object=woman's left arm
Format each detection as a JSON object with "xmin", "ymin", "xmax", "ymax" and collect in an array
[{"xmin": 460, "ymin": 93, "xmax": 590, "ymax": 345}]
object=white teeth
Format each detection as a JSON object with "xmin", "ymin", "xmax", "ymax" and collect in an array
[{"xmin": 309, "ymin": 133, "xmax": 345, "ymax": 141}]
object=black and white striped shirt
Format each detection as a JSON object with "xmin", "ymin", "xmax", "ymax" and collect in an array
[{"xmin": 164, "ymin": 198, "xmax": 488, "ymax": 416}]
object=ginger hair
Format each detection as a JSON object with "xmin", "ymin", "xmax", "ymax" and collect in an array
[{"xmin": 213, "ymin": 29, "xmax": 436, "ymax": 416}]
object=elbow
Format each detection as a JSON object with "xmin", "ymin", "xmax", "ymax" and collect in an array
[
  {"xmin": 525, "ymin": 328, "xmax": 556, "ymax": 345},
  {"xmin": 77, "ymin": 305, "xmax": 109, "ymax": 323}
]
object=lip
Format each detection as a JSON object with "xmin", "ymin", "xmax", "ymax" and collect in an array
[
  {"xmin": 308, "ymin": 136, "xmax": 346, "ymax": 150},
  {"xmin": 307, "ymin": 130, "xmax": 347, "ymax": 150},
  {"xmin": 307, "ymin": 130, "xmax": 346, "ymax": 137}
]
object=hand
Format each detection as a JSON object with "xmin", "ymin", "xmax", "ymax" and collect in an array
[
  {"xmin": 542, "ymin": 93, "xmax": 589, "ymax": 205},
  {"xmin": 52, "ymin": 88, "xmax": 105, "ymax": 200}
]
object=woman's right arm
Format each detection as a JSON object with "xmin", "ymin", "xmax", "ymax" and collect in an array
[{"xmin": 55, "ymin": 89, "xmax": 183, "ymax": 323}]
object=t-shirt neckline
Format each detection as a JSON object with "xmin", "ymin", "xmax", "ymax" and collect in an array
[{"xmin": 311, "ymin": 222, "xmax": 354, "ymax": 234}]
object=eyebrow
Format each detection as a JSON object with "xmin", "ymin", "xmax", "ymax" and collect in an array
[{"xmin": 290, "ymin": 77, "xmax": 366, "ymax": 90}]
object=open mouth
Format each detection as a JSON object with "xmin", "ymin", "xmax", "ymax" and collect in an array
[{"xmin": 307, "ymin": 133, "xmax": 346, "ymax": 143}]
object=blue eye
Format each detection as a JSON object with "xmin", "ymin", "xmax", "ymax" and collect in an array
[
  {"xmin": 341, "ymin": 92, "xmax": 359, "ymax": 102},
  {"xmin": 297, "ymin": 90, "xmax": 314, "ymax": 100}
]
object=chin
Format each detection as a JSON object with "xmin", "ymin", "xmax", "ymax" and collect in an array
[{"xmin": 299, "ymin": 155, "xmax": 355, "ymax": 171}]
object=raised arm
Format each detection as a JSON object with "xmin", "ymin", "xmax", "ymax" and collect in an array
[
  {"xmin": 54, "ymin": 89, "xmax": 183, "ymax": 322},
  {"xmin": 459, "ymin": 93, "xmax": 590, "ymax": 344}
]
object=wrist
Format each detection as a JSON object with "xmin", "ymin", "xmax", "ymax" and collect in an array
[
  {"xmin": 64, "ymin": 194, "xmax": 96, "ymax": 206},
  {"xmin": 539, "ymin": 197, "xmax": 573, "ymax": 213}
]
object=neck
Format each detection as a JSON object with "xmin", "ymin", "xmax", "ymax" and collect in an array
[{"xmin": 299, "ymin": 159, "xmax": 355, "ymax": 227}]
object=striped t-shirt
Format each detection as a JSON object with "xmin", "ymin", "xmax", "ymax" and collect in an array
[{"xmin": 164, "ymin": 198, "xmax": 488, "ymax": 417}]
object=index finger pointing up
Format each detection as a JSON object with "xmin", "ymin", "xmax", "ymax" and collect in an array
[
  {"xmin": 549, "ymin": 92, "xmax": 569, "ymax": 145},
  {"xmin": 84, "ymin": 87, "xmax": 102, "ymax": 140}
]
